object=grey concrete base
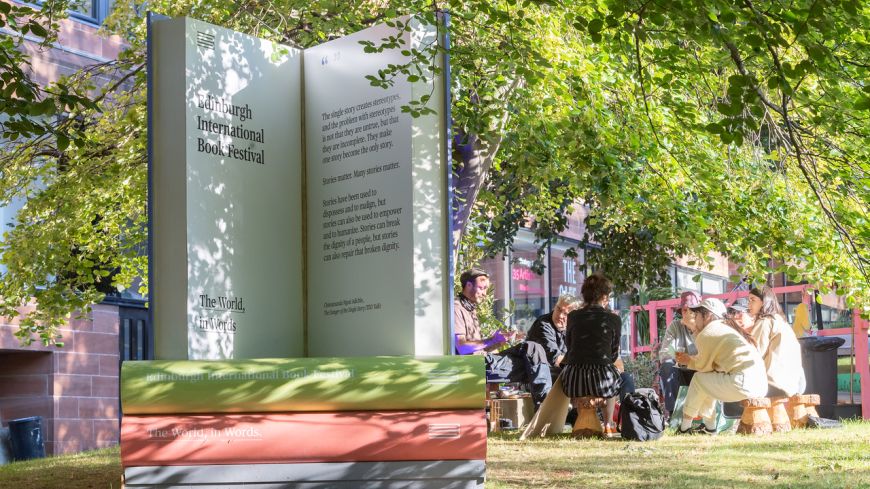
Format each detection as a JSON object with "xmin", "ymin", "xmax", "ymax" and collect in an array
[{"xmin": 124, "ymin": 460, "xmax": 485, "ymax": 488}]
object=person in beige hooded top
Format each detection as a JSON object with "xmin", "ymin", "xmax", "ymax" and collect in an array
[
  {"xmin": 674, "ymin": 298, "xmax": 767, "ymax": 434},
  {"xmin": 746, "ymin": 286, "xmax": 806, "ymax": 397}
]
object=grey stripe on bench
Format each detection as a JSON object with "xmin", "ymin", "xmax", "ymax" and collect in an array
[
  {"xmin": 124, "ymin": 460, "xmax": 486, "ymax": 485},
  {"xmin": 123, "ymin": 481, "xmax": 483, "ymax": 489}
]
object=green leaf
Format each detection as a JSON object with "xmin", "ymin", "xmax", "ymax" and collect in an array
[
  {"xmin": 745, "ymin": 34, "xmax": 763, "ymax": 48},
  {"xmin": 807, "ymin": 44, "xmax": 826, "ymax": 62},
  {"xmin": 28, "ymin": 22, "xmax": 47, "ymax": 38},
  {"xmin": 57, "ymin": 134, "xmax": 69, "ymax": 151},
  {"xmin": 809, "ymin": 1, "xmax": 825, "ymax": 20},
  {"xmin": 649, "ymin": 13, "xmax": 666, "ymax": 26},
  {"xmin": 716, "ymin": 102, "xmax": 741, "ymax": 116},
  {"xmin": 704, "ymin": 122, "xmax": 723, "ymax": 134},
  {"xmin": 587, "ymin": 18, "xmax": 604, "ymax": 34},
  {"xmin": 854, "ymin": 97, "xmax": 870, "ymax": 111}
]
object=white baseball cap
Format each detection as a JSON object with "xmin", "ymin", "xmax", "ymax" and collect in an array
[{"xmin": 689, "ymin": 298, "xmax": 727, "ymax": 319}]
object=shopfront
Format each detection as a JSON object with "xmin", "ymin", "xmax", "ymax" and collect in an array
[
  {"xmin": 480, "ymin": 230, "xmax": 585, "ymax": 332},
  {"xmin": 477, "ymin": 228, "xmax": 732, "ymax": 334}
]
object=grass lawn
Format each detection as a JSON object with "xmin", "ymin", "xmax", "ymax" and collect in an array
[
  {"xmin": 0, "ymin": 445, "xmax": 121, "ymax": 489},
  {"xmin": 838, "ymin": 355, "xmax": 868, "ymax": 374},
  {"xmin": 1, "ymin": 422, "xmax": 869, "ymax": 488},
  {"xmin": 489, "ymin": 421, "xmax": 870, "ymax": 488}
]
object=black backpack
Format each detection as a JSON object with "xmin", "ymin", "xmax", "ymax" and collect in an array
[{"xmin": 619, "ymin": 390, "xmax": 665, "ymax": 441}]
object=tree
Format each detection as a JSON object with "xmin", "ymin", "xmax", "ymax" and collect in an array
[
  {"xmin": 460, "ymin": 0, "xmax": 869, "ymax": 304},
  {"xmin": 0, "ymin": 0, "xmax": 133, "ymax": 345},
  {"xmin": 1, "ymin": 0, "xmax": 867, "ymax": 346}
]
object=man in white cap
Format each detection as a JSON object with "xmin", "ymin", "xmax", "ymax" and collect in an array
[{"xmin": 674, "ymin": 298, "xmax": 767, "ymax": 434}]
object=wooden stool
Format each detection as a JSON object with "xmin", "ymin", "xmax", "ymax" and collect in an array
[
  {"xmin": 804, "ymin": 394, "xmax": 820, "ymax": 417},
  {"xmin": 571, "ymin": 396, "xmax": 605, "ymax": 438},
  {"xmin": 737, "ymin": 397, "xmax": 772, "ymax": 435},
  {"xmin": 487, "ymin": 399, "xmax": 502, "ymax": 433},
  {"xmin": 768, "ymin": 397, "xmax": 791, "ymax": 433},
  {"xmin": 786, "ymin": 394, "xmax": 820, "ymax": 428}
]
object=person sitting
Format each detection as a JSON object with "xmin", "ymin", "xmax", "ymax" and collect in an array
[
  {"xmin": 453, "ymin": 268, "xmax": 552, "ymax": 408},
  {"xmin": 746, "ymin": 287, "xmax": 806, "ymax": 397},
  {"xmin": 658, "ymin": 291, "xmax": 701, "ymax": 415},
  {"xmin": 560, "ymin": 273, "xmax": 623, "ymax": 437},
  {"xmin": 526, "ymin": 294, "xmax": 582, "ymax": 378},
  {"xmin": 675, "ymin": 298, "xmax": 767, "ymax": 434}
]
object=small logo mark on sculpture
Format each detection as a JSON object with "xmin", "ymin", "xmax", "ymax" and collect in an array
[
  {"xmin": 196, "ymin": 31, "xmax": 215, "ymax": 50},
  {"xmin": 428, "ymin": 424, "xmax": 461, "ymax": 439}
]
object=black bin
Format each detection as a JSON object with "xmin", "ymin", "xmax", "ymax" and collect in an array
[
  {"xmin": 8, "ymin": 416, "xmax": 46, "ymax": 461},
  {"xmin": 799, "ymin": 336, "xmax": 845, "ymax": 419}
]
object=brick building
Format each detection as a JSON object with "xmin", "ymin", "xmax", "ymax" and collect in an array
[
  {"xmin": 0, "ymin": 305, "xmax": 122, "ymax": 454},
  {"xmin": 0, "ymin": 2, "xmax": 143, "ymax": 455}
]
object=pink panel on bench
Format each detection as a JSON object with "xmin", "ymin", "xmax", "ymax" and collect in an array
[{"xmin": 121, "ymin": 410, "xmax": 486, "ymax": 466}]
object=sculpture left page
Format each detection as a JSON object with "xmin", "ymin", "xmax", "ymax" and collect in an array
[{"xmin": 149, "ymin": 16, "xmax": 304, "ymax": 359}]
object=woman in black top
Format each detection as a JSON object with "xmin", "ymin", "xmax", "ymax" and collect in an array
[{"xmin": 562, "ymin": 273, "xmax": 623, "ymax": 435}]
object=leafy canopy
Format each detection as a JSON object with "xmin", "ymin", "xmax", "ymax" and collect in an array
[{"xmin": 0, "ymin": 0, "xmax": 867, "ymax": 346}]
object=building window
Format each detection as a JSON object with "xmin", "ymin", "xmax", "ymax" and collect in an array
[
  {"xmin": 701, "ymin": 276, "xmax": 724, "ymax": 295},
  {"xmin": 675, "ymin": 266, "xmax": 727, "ymax": 296},
  {"xmin": 69, "ymin": 0, "xmax": 114, "ymax": 24},
  {"xmin": 550, "ymin": 240, "xmax": 583, "ymax": 305},
  {"xmin": 31, "ymin": 1, "xmax": 115, "ymax": 25},
  {"xmin": 676, "ymin": 268, "xmax": 701, "ymax": 293},
  {"xmin": 510, "ymin": 231, "xmax": 547, "ymax": 332}
]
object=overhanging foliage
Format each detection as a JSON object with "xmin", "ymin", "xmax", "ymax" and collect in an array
[{"xmin": 0, "ymin": 0, "xmax": 867, "ymax": 346}]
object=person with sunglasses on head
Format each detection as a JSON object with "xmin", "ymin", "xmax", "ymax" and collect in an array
[{"xmin": 658, "ymin": 291, "xmax": 701, "ymax": 415}]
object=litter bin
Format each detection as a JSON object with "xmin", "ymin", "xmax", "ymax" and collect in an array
[
  {"xmin": 8, "ymin": 416, "xmax": 46, "ymax": 461},
  {"xmin": 0, "ymin": 427, "xmax": 12, "ymax": 465},
  {"xmin": 799, "ymin": 336, "xmax": 845, "ymax": 419}
]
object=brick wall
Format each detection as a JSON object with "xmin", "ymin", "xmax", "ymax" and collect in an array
[{"xmin": 0, "ymin": 304, "xmax": 120, "ymax": 455}]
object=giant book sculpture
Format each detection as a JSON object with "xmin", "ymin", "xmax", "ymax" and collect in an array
[{"xmin": 139, "ymin": 12, "xmax": 484, "ymax": 488}]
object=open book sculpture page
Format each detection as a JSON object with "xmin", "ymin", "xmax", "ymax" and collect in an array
[{"xmin": 149, "ymin": 15, "xmax": 450, "ymax": 360}]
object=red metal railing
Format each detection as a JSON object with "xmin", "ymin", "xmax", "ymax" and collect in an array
[{"xmin": 628, "ymin": 284, "xmax": 869, "ymax": 419}]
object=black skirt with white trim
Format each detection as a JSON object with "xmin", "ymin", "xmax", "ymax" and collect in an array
[{"xmin": 561, "ymin": 363, "xmax": 623, "ymax": 398}]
